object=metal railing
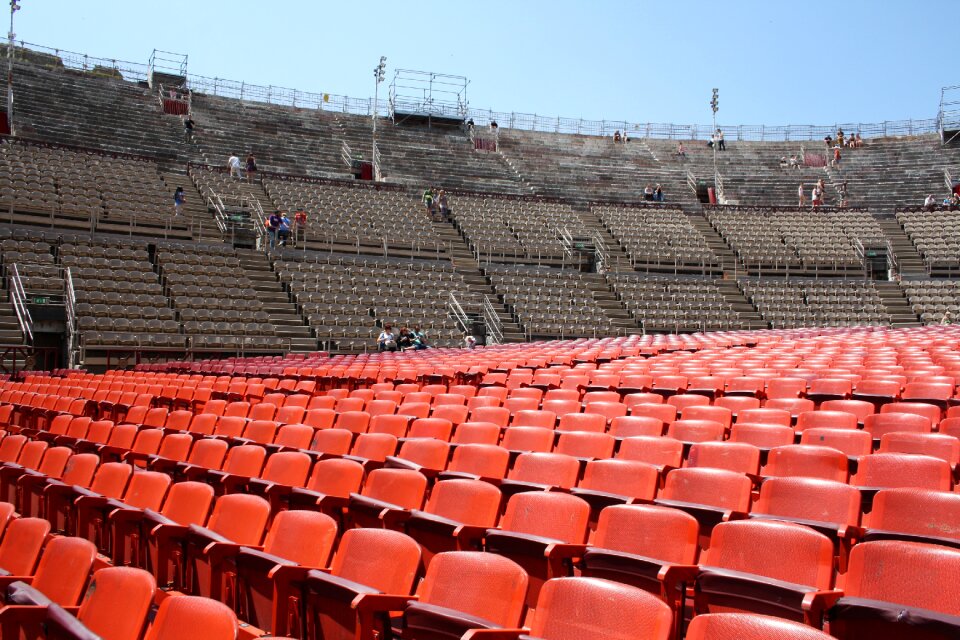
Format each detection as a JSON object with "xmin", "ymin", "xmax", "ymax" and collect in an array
[
  {"xmin": 64, "ymin": 267, "xmax": 77, "ymax": 368},
  {"xmin": 8, "ymin": 264, "xmax": 33, "ymax": 344},
  {"xmin": 946, "ymin": 167, "xmax": 955, "ymax": 191},
  {"xmin": 8, "ymin": 41, "xmax": 945, "ymax": 142},
  {"xmin": 447, "ymin": 292, "xmax": 470, "ymax": 334},
  {"xmin": 715, "ymin": 172, "xmax": 727, "ymax": 204},
  {"xmin": 341, "ymin": 140, "xmax": 353, "ymax": 169},
  {"xmin": 481, "ymin": 295, "xmax": 504, "ymax": 345}
]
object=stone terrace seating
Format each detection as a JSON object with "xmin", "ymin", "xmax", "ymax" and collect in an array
[
  {"xmin": 189, "ymin": 93, "xmax": 348, "ymax": 178},
  {"xmin": 264, "ymin": 177, "xmax": 444, "ymax": 256},
  {"xmin": 707, "ymin": 206, "xmax": 882, "ymax": 274},
  {"xmin": 13, "ymin": 61, "xmax": 185, "ymax": 161},
  {"xmin": 486, "ymin": 264, "xmax": 624, "ymax": 338},
  {"xmin": 833, "ymin": 135, "xmax": 960, "ymax": 210},
  {"xmin": 449, "ymin": 194, "xmax": 573, "ymax": 262},
  {"xmin": 608, "ymin": 273, "xmax": 741, "ymax": 332},
  {"xmin": 896, "ymin": 208, "xmax": 960, "ymax": 274},
  {"xmin": 497, "ymin": 129, "xmax": 692, "ymax": 204},
  {"xmin": 336, "ymin": 113, "xmax": 529, "ymax": 194},
  {"xmin": 595, "ymin": 204, "xmax": 719, "ymax": 271},
  {"xmin": 739, "ymin": 278, "xmax": 890, "ymax": 328},
  {"xmin": 900, "ymin": 280, "xmax": 960, "ymax": 325},
  {"xmin": 277, "ymin": 252, "xmax": 465, "ymax": 351}
]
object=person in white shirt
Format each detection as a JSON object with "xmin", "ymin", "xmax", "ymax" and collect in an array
[
  {"xmin": 227, "ymin": 154, "xmax": 243, "ymax": 179},
  {"xmin": 924, "ymin": 194, "xmax": 938, "ymax": 210},
  {"xmin": 377, "ymin": 325, "xmax": 397, "ymax": 352},
  {"xmin": 812, "ymin": 185, "xmax": 822, "ymax": 208},
  {"xmin": 798, "ymin": 183, "xmax": 806, "ymax": 207},
  {"xmin": 464, "ymin": 334, "xmax": 477, "ymax": 350}
]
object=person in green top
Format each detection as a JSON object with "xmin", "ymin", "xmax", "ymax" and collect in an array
[{"xmin": 422, "ymin": 187, "xmax": 436, "ymax": 218}]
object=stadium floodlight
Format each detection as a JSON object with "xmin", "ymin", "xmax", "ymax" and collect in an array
[
  {"xmin": 6, "ymin": 0, "xmax": 20, "ymax": 136},
  {"xmin": 711, "ymin": 88, "xmax": 719, "ymax": 201},
  {"xmin": 372, "ymin": 56, "xmax": 387, "ymax": 182}
]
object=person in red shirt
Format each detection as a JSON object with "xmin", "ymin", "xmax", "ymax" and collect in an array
[{"xmin": 293, "ymin": 208, "xmax": 307, "ymax": 245}]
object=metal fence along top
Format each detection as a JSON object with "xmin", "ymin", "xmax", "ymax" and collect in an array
[{"xmin": 11, "ymin": 40, "xmax": 942, "ymax": 142}]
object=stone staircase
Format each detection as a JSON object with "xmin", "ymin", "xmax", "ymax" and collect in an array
[
  {"xmin": 571, "ymin": 206, "xmax": 633, "ymax": 273},
  {"xmin": 587, "ymin": 277, "xmax": 643, "ymax": 335},
  {"xmin": 158, "ymin": 170, "xmax": 222, "ymax": 241},
  {"xmin": 0, "ymin": 299, "xmax": 24, "ymax": 345},
  {"xmin": 874, "ymin": 281, "xmax": 922, "ymax": 327},
  {"xmin": 683, "ymin": 209, "xmax": 741, "ymax": 274},
  {"xmin": 873, "ymin": 215, "xmax": 928, "ymax": 278},
  {"xmin": 235, "ymin": 249, "xmax": 317, "ymax": 351},
  {"xmin": 713, "ymin": 279, "xmax": 769, "ymax": 330},
  {"xmin": 429, "ymin": 220, "xmax": 525, "ymax": 343}
]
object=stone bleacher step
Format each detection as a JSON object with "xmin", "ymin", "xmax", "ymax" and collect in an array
[
  {"xmin": 713, "ymin": 279, "xmax": 769, "ymax": 330},
  {"xmin": 873, "ymin": 216, "xmax": 928, "ymax": 277},
  {"xmin": 684, "ymin": 212, "xmax": 741, "ymax": 273},
  {"xmin": 874, "ymin": 282, "xmax": 922, "ymax": 327}
]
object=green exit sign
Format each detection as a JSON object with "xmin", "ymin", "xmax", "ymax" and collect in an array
[{"xmin": 32, "ymin": 296, "xmax": 49, "ymax": 304}]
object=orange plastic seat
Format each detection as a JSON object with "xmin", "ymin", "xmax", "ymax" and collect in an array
[
  {"xmin": 291, "ymin": 529, "xmax": 421, "ymax": 640},
  {"xmin": 402, "ymin": 479, "xmax": 503, "ymax": 567},
  {"xmin": 686, "ymin": 613, "xmax": 836, "ymax": 640},
  {"xmin": 761, "ymin": 445, "xmax": 849, "ymax": 482},
  {"xmin": 851, "ymin": 453, "xmax": 952, "ymax": 494},
  {"xmin": 554, "ymin": 431, "xmax": 615, "ymax": 459},
  {"xmin": 799, "ymin": 428, "xmax": 873, "ymax": 458},
  {"xmin": 143, "ymin": 595, "xmax": 238, "ymax": 640},
  {"xmin": 667, "ymin": 419, "xmax": 727, "ymax": 445},
  {"xmin": 862, "ymin": 487, "xmax": 960, "ymax": 548},
  {"xmin": 346, "ymin": 467, "xmax": 428, "ymax": 529},
  {"xmin": 581, "ymin": 504, "xmax": 698, "ymax": 624},
  {"xmin": 617, "ymin": 436, "xmax": 684, "ymax": 470},
  {"xmin": 655, "ymin": 467, "xmax": 752, "ymax": 537},
  {"xmin": 41, "ymin": 566, "xmax": 156, "ymax": 640},
  {"xmin": 484, "ymin": 491, "xmax": 590, "ymax": 608},
  {"xmin": 878, "ymin": 432, "xmax": 960, "ymax": 466},
  {"xmin": 500, "ymin": 452, "xmax": 581, "ymax": 495},
  {"xmin": 863, "ymin": 412, "xmax": 932, "ymax": 442},
  {"xmin": 0, "ymin": 517, "xmax": 50, "ymax": 576},
  {"xmin": 500, "ymin": 426, "xmax": 555, "ymax": 453},
  {"xmin": 399, "ymin": 551, "xmax": 528, "ymax": 640},
  {"xmin": 686, "ymin": 441, "xmax": 760, "ymax": 475},
  {"xmin": 729, "ymin": 423, "xmax": 795, "ymax": 449},
  {"xmin": 828, "ymin": 541, "xmax": 960, "ymax": 639},
  {"xmin": 522, "ymin": 577, "xmax": 673, "ymax": 640},
  {"xmin": 695, "ymin": 519, "xmax": 838, "ymax": 625}
]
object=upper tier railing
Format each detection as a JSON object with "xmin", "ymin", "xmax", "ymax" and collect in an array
[{"xmin": 9, "ymin": 40, "xmax": 942, "ymax": 142}]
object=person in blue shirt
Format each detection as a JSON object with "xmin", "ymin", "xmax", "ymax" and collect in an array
[
  {"xmin": 267, "ymin": 211, "xmax": 281, "ymax": 250},
  {"xmin": 173, "ymin": 187, "xmax": 185, "ymax": 217},
  {"xmin": 278, "ymin": 212, "xmax": 291, "ymax": 247}
]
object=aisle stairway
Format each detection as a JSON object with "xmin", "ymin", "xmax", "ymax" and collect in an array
[
  {"xmin": 873, "ymin": 215, "xmax": 928, "ymax": 278},
  {"xmin": 430, "ymin": 220, "xmax": 525, "ymax": 342},
  {"xmin": 683, "ymin": 209, "xmax": 742, "ymax": 274},
  {"xmin": 713, "ymin": 279, "xmax": 769, "ymax": 330},
  {"xmin": 875, "ymin": 281, "xmax": 922, "ymax": 327},
  {"xmin": 236, "ymin": 250, "xmax": 317, "ymax": 351}
]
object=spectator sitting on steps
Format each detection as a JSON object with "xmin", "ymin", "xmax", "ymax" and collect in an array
[
  {"xmin": 789, "ymin": 155, "xmax": 801, "ymax": 169},
  {"xmin": 412, "ymin": 325, "xmax": 428, "ymax": 349},
  {"xmin": 378, "ymin": 325, "xmax": 398, "ymax": 352},
  {"xmin": 924, "ymin": 194, "xmax": 938, "ymax": 211},
  {"xmin": 464, "ymin": 333, "xmax": 477, "ymax": 350},
  {"xmin": 613, "ymin": 130, "xmax": 622, "ymax": 144},
  {"xmin": 653, "ymin": 184, "xmax": 664, "ymax": 202},
  {"xmin": 643, "ymin": 184, "xmax": 655, "ymax": 201},
  {"xmin": 836, "ymin": 128, "xmax": 845, "ymax": 147}
]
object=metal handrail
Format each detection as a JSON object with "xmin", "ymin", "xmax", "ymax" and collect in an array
[
  {"xmin": 946, "ymin": 168, "xmax": 955, "ymax": 191},
  {"xmin": 8, "ymin": 264, "xmax": 33, "ymax": 344},
  {"xmin": 64, "ymin": 267, "xmax": 77, "ymax": 367},
  {"xmin": 482, "ymin": 295, "xmax": 504, "ymax": 345},
  {"xmin": 341, "ymin": 140, "xmax": 353, "ymax": 168},
  {"xmin": 447, "ymin": 292, "xmax": 470, "ymax": 334}
]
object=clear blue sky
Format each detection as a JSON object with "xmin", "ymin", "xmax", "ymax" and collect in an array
[{"xmin": 18, "ymin": 0, "xmax": 955, "ymax": 127}]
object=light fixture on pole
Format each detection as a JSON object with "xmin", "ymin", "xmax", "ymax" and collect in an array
[
  {"xmin": 6, "ymin": 0, "xmax": 20, "ymax": 137},
  {"xmin": 372, "ymin": 55, "xmax": 386, "ymax": 182},
  {"xmin": 710, "ymin": 88, "xmax": 719, "ymax": 199}
]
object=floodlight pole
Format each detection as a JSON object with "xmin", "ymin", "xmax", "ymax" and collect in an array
[
  {"xmin": 6, "ymin": 0, "xmax": 19, "ymax": 137},
  {"xmin": 372, "ymin": 56, "xmax": 386, "ymax": 182},
  {"xmin": 711, "ymin": 88, "xmax": 719, "ymax": 202}
]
